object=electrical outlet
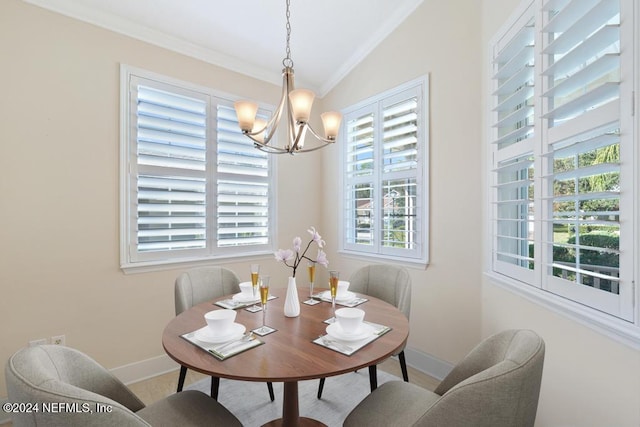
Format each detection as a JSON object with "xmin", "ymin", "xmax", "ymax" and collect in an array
[
  {"xmin": 51, "ymin": 335, "xmax": 65, "ymax": 346},
  {"xmin": 29, "ymin": 338, "xmax": 47, "ymax": 347}
]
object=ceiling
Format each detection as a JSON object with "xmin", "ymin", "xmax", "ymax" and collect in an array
[{"xmin": 24, "ymin": 0, "xmax": 424, "ymax": 96}]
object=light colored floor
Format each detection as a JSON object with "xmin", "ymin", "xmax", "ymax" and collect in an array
[
  {"xmin": 1, "ymin": 359, "xmax": 439, "ymax": 426},
  {"xmin": 128, "ymin": 357, "xmax": 440, "ymax": 405}
]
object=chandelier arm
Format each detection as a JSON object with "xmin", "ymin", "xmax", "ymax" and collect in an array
[
  {"xmin": 305, "ymin": 123, "xmax": 338, "ymax": 144},
  {"xmin": 290, "ymin": 123, "xmax": 307, "ymax": 151},
  {"xmin": 291, "ymin": 143, "xmax": 335, "ymax": 153},
  {"xmin": 250, "ymin": 136, "xmax": 291, "ymax": 153},
  {"xmin": 244, "ymin": 73, "xmax": 289, "ymax": 146}
]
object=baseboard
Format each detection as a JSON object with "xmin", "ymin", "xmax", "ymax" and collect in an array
[
  {"xmin": 404, "ymin": 346, "xmax": 454, "ymax": 381},
  {"xmin": 114, "ymin": 347, "xmax": 453, "ymax": 386},
  {"xmin": 109, "ymin": 353, "xmax": 180, "ymax": 385}
]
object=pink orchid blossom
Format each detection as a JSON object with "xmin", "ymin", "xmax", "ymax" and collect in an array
[
  {"xmin": 275, "ymin": 226, "xmax": 329, "ymax": 277},
  {"xmin": 293, "ymin": 236, "xmax": 302, "ymax": 253},
  {"xmin": 274, "ymin": 248, "xmax": 294, "ymax": 262},
  {"xmin": 307, "ymin": 226, "xmax": 325, "ymax": 248},
  {"xmin": 316, "ymin": 249, "xmax": 329, "ymax": 267}
]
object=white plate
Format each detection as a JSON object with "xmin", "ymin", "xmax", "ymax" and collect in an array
[
  {"xmin": 232, "ymin": 292, "xmax": 259, "ymax": 303},
  {"xmin": 194, "ymin": 323, "xmax": 246, "ymax": 344},
  {"xmin": 321, "ymin": 290, "xmax": 356, "ymax": 302},
  {"xmin": 326, "ymin": 322, "xmax": 375, "ymax": 341}
]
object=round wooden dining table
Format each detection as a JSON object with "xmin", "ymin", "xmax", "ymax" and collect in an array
[{"xmin": 162, "ymin": 286, "xmax": 409, "ymax": 427}]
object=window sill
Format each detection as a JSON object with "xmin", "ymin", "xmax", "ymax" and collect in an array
[
  {"xmin": 484, "ymin": 271, "xmax": 640, "ymax": 350},
  {"xmin": 338, "ymin": 249, "xmax": 429, "ymax": 270},
  {"xmin": 121, "ymin": 250, "xmax": 274, "ymax": 275}
]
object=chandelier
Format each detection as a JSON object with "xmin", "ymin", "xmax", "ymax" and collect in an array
[{"xmin": 233, "ymin": 0, "xmax": 342, "ymax": 154}]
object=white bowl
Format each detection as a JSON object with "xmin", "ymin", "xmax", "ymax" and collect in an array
[
  {"xmin": 335, "ymin": 307, "xmax": 365, "ymax": 335},
  {"xmin": 239, "ymin": 281, "xmax": 254, "ymax": 296},
  {"xmin": 336, "ymin": 280, "xmax": 350, "ymax": 298},
  {"xmin": 204, "ymin": 309, "xmax": 237, "ymax": 336}
]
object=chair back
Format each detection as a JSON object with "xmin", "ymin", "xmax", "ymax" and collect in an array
[
  {"xmin": 348, "ymin": 264, "xmax": 411, "ymax": 318},
  {"xmin": 427, "ymin": 329, "xmax": 545, "ymax": 427},
  {"xmin": 175, "ymin": 266, "xmax": 241, "ymax": 315},
  {"xmin": 5, "ymin": 345, "xmax": 148, "ymax": 426}
]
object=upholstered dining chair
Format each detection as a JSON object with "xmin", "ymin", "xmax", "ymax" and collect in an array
[
  {"xmin": 175, "ymin": 266, "xmax": 274, "ymax": 401},
  {"xmin": 343, "ymin": 329, "xmax": 546, "ymax": 427},
  {"xmin": 317, "ymin": 264, "xmax": 411, "ymax": 398},
  {"xmin": 5, "ymin": 344, "xmax": 242, "ymax": 427}
]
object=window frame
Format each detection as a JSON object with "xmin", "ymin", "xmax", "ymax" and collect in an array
[
  {"xmin": 120, "ymin": 65, "xmax": 277, "ymax": 273},
  {"xmin": 338, "ymin": 76, "xmax": 430, "ymax": 267},
  {"xmin": 486, "ymin": 0, "xmax": 640, "ymax": 347}
]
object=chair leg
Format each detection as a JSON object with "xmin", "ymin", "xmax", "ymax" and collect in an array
[
  {"xmin": 317, "ymin": 378, "xmax": 325, "ymax": 399},
  {"xmin": 398, "ymin": 350, "xmax": 409, "ymax": 382},
  {"xmin": 176, "ymin": 366, "xmax": 187, "ymax": 392},
  {"xmin": 267, "ymin": 382, "xmax": 275, "ymax": 401},
  {"xmin": 368, "ymin": 365, "xmax": 378, "ymax": 392},
  {"xmin": 210, "ymin": 376, "xmax": 220, "ymax": 400}
]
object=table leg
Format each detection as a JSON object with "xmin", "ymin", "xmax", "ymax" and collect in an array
[{"xmin": 262, "ymin": 381, "xmax": 326, "ymax": 427}]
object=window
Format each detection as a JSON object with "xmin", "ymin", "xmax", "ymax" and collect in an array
[
  {"xmin": 340, "ymin": 77, "xmax": 429, "ymax": 265},
  {"xmin": 120, "ymin": 66, "xmax": 275, "ymax": 271},
  {"xmin": 488, "ymin": 0, "xmax": 636, "ymax": 335}
]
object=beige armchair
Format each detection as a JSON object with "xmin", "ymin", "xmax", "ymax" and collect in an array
[
  {"xmin": 344, "ymin": 329, "xmax": 545, "ymax": 427},
  {"xmin": 318, "ymin": 264, "xmax": 411, "ymax": 398},
  {"xmin": 175, "ymin": 266, "xmax": 274, "ymax": 401},
  {"xmin": 5, "ymin": 345, "xmax": 241, "ymax": 427}
]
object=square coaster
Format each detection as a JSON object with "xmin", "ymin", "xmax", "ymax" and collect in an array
[
  {"xmin": 252, "ymin": 326, "xmax": 277, "ymax": 336},
  {"xmin": 245, "ymin": 305, "xmax": 262, "ymax": 313},
  {"xmin": 303, "ymin": 298, "xmax": 321, "ymax": 306}
]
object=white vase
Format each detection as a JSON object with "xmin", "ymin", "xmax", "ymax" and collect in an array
[{"xmin": 283, "ymin": 276, "xmax": 301, "ymax": 317}]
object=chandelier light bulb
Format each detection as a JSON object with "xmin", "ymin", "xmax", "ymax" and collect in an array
[
  {"xmin": 288, "ymin": 89, "xmax": 315, "ymax": 123},
  {"xmin": 252, "ymin": 118, "xmax": 267, "ymax": 143},
  {"xmin": 321, "ymin": 111, "xmax": 342, "ymax": 140},
  {"xmin": 234, "ymin": 100, "xmax": 258, "ymax": 132}
]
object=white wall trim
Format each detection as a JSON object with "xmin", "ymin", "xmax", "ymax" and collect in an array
[
  {"xmin": 109, "ymin": 354, "xmax": 179, "ymax": 386},
  {"xmin": 404, "ymin": 347, "xmax": 453, "ymax": 382}
]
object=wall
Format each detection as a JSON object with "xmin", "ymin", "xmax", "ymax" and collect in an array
[
  {"xmin": 321, "ymin": 0, "xmax": 484, "ymax": 367},
  {"xmin": 0, "ymin": 0, "xmax": 323, "ymax": 397},
  {"xmin": 481, "ymin": 0, "xmax": 640, "ymax": 426}
]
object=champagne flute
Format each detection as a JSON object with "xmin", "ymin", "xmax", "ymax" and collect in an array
[
  {"xmin": 258, "ymin": 276, "xmax": 270, "ymax": 334},
  {"xmin": 329, "ymin": 270, "xmax": 340, "ymax": 323},
  {"xmin": 250, "ymin": 264, "xmax": 260, "ymax": 309},
  {"xmin": 307, "ymin": 262, "xmax": 316, "ymax": 302}
]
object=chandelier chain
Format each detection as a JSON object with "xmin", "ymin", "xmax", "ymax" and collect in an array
[{"xmin": 283, "ymin": 0, "xmax": 293, "ymax": 68}]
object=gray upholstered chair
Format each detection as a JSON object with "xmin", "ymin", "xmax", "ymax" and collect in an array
[
  {"xmin": 175, "ymin": 266, "xmax": 274, "ymax": 401},
  {"xmin": 318, "ymin": 264, "xmax": 411, "ymax": 398},
  {"xmin": 344, "ymin": 329, "xmax": 545, "ymax": 427},
  {"xmin": 5, "ymin": 344, "xmax": 242, "ymax": 427}
]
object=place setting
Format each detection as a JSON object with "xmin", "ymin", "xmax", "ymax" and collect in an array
[
  {"xmin": 215, "ymin": 264, "xmax": 277, "ymax": 311},
  {"xmin": 314, "ymin": 307, "xmax": 391, "ymax": 356},
  {"xmin": 311, "ymin": 277, "xmax": 368, "ymax": 308},
  {"xmin": 182, "ymin": 308, "xmax": 263, "ymax": 360}
]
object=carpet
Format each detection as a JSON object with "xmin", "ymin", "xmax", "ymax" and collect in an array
[{"xmin": 184, "ymin": 370, "xmax": 400, "ymax": 426}]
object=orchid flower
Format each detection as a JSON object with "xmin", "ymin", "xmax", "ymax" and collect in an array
[
  {"xmin": 274, "ymin": 226, "xmax": 329, "ymax": 277},
  {"xmin": 307, "ymin": 226, "xmax": 325, "ymax": 248},
  {"xmin": 293, "ymin": 236, "xmax": 302, "ymax": 253},
  {"xmin": 316, "ymin": 249, "xmax": 329, "ymax": 267}
]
